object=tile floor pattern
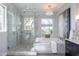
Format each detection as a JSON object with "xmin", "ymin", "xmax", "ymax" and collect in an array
[{"xmin": 7, "ymin": 43, "xmax": 33, "ymax": 55}]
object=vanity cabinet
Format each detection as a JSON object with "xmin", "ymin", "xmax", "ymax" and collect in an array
[{"xmin": 66, "ymin": 40, "xmax": 79, "ymax": 56}]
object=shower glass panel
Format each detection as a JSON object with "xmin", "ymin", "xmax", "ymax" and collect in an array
[
  {"xmin": 16, "ymin": 16, "xmax": 21, "ymax": 45},
  {"xmin": 7, "ymin": 12, "xmax": 17, "ymax": 49},
  {"xmin": 21, "ymin": 17, "xmax": 35, "ymax": 48}
]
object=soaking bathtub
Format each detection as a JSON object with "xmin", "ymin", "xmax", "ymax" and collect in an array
[{"xmin": 31, "ymin": 38, "xmax": 58, "ymax": 53}]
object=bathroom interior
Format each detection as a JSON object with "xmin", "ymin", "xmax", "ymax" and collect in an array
[{"xmin": 0, "ymin": 3, "xmax": 79, "ymax": 56}]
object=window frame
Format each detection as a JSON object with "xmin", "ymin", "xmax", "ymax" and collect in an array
[
  {"xmin": 0, "ymin": 4, "xmax": 7, "ymax": 32},
  {"xmin": 24, "ymin": 17, "xmax": 34, "ymax": 31}
]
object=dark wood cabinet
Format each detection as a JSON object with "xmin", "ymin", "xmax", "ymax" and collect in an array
[{"xmin": 66, "ymin": 40, "xmax": 79, "ymax": 56}]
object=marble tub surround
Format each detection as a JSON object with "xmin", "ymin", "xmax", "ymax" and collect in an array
[
  {"xmin": 31, "ymin": 42, "xmax": 51, "ymax": 53},
  {"xmin": 34, "ymin": 38, "xmax": 51, "ymax": 43},
  {"xmin": 51, "ymin": 41, "xmax": 57, "ymax": 53},
  {"xmin": 31, "ymin": 38, "xmax": 65, "ymax": 54},
  {"xmin": 34, "ymin": 38, "xmax": 64, "ymax": 43}
]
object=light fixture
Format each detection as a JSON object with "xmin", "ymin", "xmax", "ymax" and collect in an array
[
  {"xmin": 45, "ymin": 11, "xmax": 53, "ymax": 16},
  {"xmin": 76, "ymin": 15, "xmax": 79, "ymax": 22},
  {"xmin": 42, "ymin": 4, "xmax": 53, "ymax": 16}
]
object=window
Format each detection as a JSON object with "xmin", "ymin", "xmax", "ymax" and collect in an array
[
  {"xmin": 24, "ymin": 18, "xmax": 34, "ymax": 31},
  {"xmin": 0, "ymin": 4, "xmax": 7, "ymax": 32},
  {"xmin": 41, "ymin": 19, "xmax": 53, "ymax": 25},
  {"xmin": 41, "ymin": 18, "xmax": 53, "ymax": 35},
  {"xmin": 24, "ymin": 17, "xmax": 35, "ymax": 37}
]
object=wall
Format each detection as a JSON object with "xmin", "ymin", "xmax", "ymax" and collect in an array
[
  {"xmin": 68, "ymin": 3, "xmax": 79, "ymax": 44},
  {"xmin": 0, "ymin": 4, "xmax": 7, "ymax": 56},
  {"xmin": 56, "ymin": 3, "xmax": 79, "ymax": 44},
  {"xmin": 0, "ymin": 32, "xmax": 7, "ymax": 55}
]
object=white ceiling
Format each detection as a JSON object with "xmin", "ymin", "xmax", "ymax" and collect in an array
[{"xmin": 14, "ymin": 3, "xmax": 64, "ymax": 16}]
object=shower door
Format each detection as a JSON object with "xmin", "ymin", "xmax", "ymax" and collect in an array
[{"xmin": 7, "ymin": 12, "xmax": 17, "ymax": 49}]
